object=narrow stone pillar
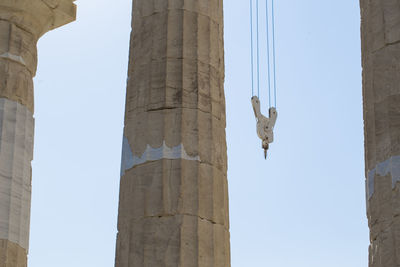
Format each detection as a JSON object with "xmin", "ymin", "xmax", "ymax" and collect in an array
[
  {"xmin": 360, "ymin": 0, "xmax": 400, "ymax": 266},
  {"xmin": 115, "ymin": 0, "xmax": 230, "ymax": 266},
  {"xmin": 0, "ymin": 1, "xmax": 76, "ymax": 266}
]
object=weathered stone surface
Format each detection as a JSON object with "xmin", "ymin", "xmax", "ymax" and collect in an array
[
  {"xmin": 0, "ymin": 0, "xmax": 76, "ymax": 39},
  {"xmin": 0, "ymin": 98, "xmax": 34, "ymax": 252},
  {"xmin": 115, "ymin": 215, "xmax": 229, "ymax": 267},
  {"xmin": 361, "ymin": 0, "xmax": 400, "ymax": 265},
  {"xmin": 0, "ymin": 0, "xmax": 76, "ymax": 111},
  {"xmin": 0, "ymin": 1, "xmax": 76, "ymax": 265},
  {"xmin": 0, "ymin": 240, "xmax": 27, "ymax": 267},
  {"xmin": 116, "ymin": 0, "xmax": 229, "ymax": 266},
  {"xmin": 0, "ymin": 18, "xmax": 36, "ymax": 112}
]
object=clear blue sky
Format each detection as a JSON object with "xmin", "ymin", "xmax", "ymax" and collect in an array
[{"xmin": 29, "ymin": 0, "xmax": 367, "ymax": 266}]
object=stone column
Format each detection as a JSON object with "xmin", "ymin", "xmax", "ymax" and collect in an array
[
  {"xmin": 0, "ymin": 1, "xmax": 76, "ymax": 266},
  {"xmin": 115, "ymin": 0, "xmax": 230, "ymax": 266},
  {"xmin": 360, "ymin": 0, "xmax": 400, "ymax": 266}
]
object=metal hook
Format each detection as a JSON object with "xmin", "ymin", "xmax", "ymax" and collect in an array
[{"xmin": 251, "ymin": 96, "xmax": 277, "ymax": 159}]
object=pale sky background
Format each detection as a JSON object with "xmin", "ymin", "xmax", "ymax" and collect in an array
[{"xmin": 29, "ymin": 0, "xmax": 367, "ymax": 266}]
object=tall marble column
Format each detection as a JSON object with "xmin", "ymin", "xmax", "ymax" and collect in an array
[
  {"xmin": 115, "ymin": 0, "xmax": 230, "ymax": 266},
  {"xmin": 360, "ymin": 0, "xmax": 400, "ymax": 266},
  {"xmin": 0, "ymin": 1, "xmax": 76, "ymax": 266}
]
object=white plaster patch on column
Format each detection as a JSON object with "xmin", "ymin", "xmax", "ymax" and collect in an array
[
  {"xmin": 0, "ymin": 98, "xmax": 34, "ymax": 251},
  {"xmin": 391, "ymin": 156, "xmax": 400, "ymax": 187},
  {"xmin": 120, "ymin": 135, "xmax": 134, "ymax": 177},
  {"xmin": 367, "ymin": 155, "xmax": 400, "ymax": 199},
  {"xmin": 120, "ymin": 135, "xmax": 200, "ymax": 176},
  {"xmin": 0, "ymin": 52, "xmax": 26, "ymax": 66}
]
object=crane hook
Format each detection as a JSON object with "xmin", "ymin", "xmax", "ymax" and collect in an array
[{"xmin": 251, "ymin": 96, "xmax": 277, "ymax": 159}]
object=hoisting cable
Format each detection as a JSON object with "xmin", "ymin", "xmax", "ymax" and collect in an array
[
  {"xmin": 250, "ymin": 0, "xmax": 254, "ymax": 97},
  {"xmin": 265, "ymin": 0, "xmax": 272, "ymax": 109},
  {"xmin": 249, "ymin": 0, "xmax": 278, "ymax": 159},
  {"xmin": 256, "ymin": 0, "xmax": 260, "ymax": 98},
  {"xmin": 271, "ymin": 0, "xmax": 277, "ymax": 108}
]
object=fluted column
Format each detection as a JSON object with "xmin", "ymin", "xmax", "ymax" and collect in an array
[
  {"xmin": 115, "ymin": 0, "xmax": 230, "ymax": 266},
  {"xmin": 360, "ymin": 0, "xmax": 400, "ymax": 266},
  {"xmin": 0, "ymin": 1, "xmax": 76, "ymax": 266}
]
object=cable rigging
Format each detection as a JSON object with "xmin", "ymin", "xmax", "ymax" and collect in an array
[{"xmin": 250, "ymin": 0, "xmax": 278, "ymax": 159}]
